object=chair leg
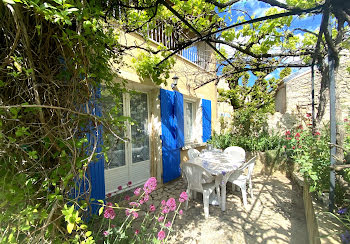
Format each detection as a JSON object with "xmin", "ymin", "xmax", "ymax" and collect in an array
[
  {"xmin": 193, "ymin": 191, "xmax": 197, "ymax": 200},
  {"xmin": 240, "ymin": 183, "xmax": 248, "ymax": 209},
  {"xmin": 185, "ymin": 189, "xmax": 191, "ymax": 210},
  {"xmin": 203, "ymin": 191, "xmax": 210, "ymax": 219},
  {"xmin": 249, "ymin": 179, "xmax": 254, "ymax": 200},
  {"xmin": 231, "ymin": 182, "xmax": 235, "ymax": 192}
]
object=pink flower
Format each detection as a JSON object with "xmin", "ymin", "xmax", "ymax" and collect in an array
[
  {"xmin": 162, "ymin": 207, "xmax": 170, "ymax": 214},
  {"xmin": 283, "ymin": 145, "xmax": 286, "ymax": 148},
  {"xmin": 292, "ymin": 146, "xmax": 295, "ymax": 149},
  {"xmin": 118, "ymin": 185, "xmax": 123, "ymax": 191},
  {"xmin": 179, "ymin": 209, "xmax": 183, "ymax": 215},
  {"xmin": 161, "ymin": 200, "xmax": 166, "ymax": 206},
  {"xmin": 143, "ymin": 177, "xmax": 157, "ymax": 194},
  {"xmin": 344, "ymin": 118, "xmax": 349, "ymax": 122},
  {"xmin": 158, "ymin": 230, "xmax": 166, "ymax": 240},
  {"xmin": 129, "ymin": 202, "xmax": 140, "ymax": 207},
  {"xmin": 285, "ymin": 131, "xmax": 291, "ymax": 136},
  {"xmin": 103, "ymin": 230, "xmax": 109, "ymax": 237},
  {"xmin": 165, "ymin": 221, "xmax": 172, "ymax": 227},
  {"xmin": 132, "ymin": 211, "xmax": 139, "ymax": 219},
  {"xmin": 314, "ymin": 131, "xmax": 321, "ymax": 136},
  {"xmin": 125, "ymin": 209, "xmax": 131, "ymax": 216},
  {"xmin": 295, "ymin": 133, "xmax": 300, "ymax": 138},
  {"xmin": 135, "ymin": 229, "xmax": 139, "ymax": 235},
  {"xmin": 124, "ymin": 195, "xmax": 130, "ymax": 201},
  {"xmin": 139, "ymin": 199, "xmax": 144, "ymax": 205},
  {"xmin": 166, "ymin": 198, "xmax": 177, "ymax": 211},
  {"xmin": 158, "ymin": 216, "xmax": 164, "ymax": 222},
  {"xmin": 106, "ymin": 202, "xmax": 113, "ymax": 207},
  {"xmin": 150, "ymin": 204, "xmax": 156, "ymax": 212},
  {"xmin": 106, "ymin": 193, "xmax": 112, "ymax": 198},
  {"xmin": 179, "ymin": 192, "xmax": 188, "ymax": 202},
  {"xmin": 143, "ymin": 194, "xmax": 149, "ymax": 202},
  {"xmin": 104, "ymin": 205, "xmax": 116, "ymax": 220},
  {"xmin": 306, "ymin": 113, "xmax": 311, "ymax": 118},
  {"xmin": 128, "ymin": 181, "xmax": 132, "ymax": 186},
  {"xmin": 134, "ymin": 188, "xmax": 141, "ymax": 196}
]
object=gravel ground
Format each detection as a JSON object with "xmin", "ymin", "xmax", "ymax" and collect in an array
[
  {"xmin": 165, "ymin": 172, "xmax": 308, "ymax": 244},
  {"xmin": 108, "ymin": 165, "xmax": 309, "ymax": 244}
]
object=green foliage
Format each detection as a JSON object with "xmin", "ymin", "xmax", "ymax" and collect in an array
[
  {"xmin": 0, "ymin": 0, "xmax": 124, "ymax": 242},
  {"xmin": 282, "ymin": 125, "xmax": 331, "ymax": 193},
  {"xmin": 209, "ymin": 131, "xmax": 283, "ymax": 152},
  {"xmin": 133, "ymin": 52, "xmax": 175, "ymax": 85}
]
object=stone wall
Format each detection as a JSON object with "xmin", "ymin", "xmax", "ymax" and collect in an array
[{"xmin": 269, "ymin": 51, "xmax": 350, "ymax": 132}]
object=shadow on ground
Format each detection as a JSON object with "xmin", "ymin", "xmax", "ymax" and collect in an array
[{"xmin": 161, "ymin": 170, "xmax": 308, "ymax": 244}]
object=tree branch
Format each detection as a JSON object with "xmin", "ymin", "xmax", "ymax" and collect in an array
[
  {"xmin": 157, "ymin": 5, "xmax": 323, "ymax": 67},
  {"xmin": 210, "ymin": 38, "xmax": 314, "ymax": 58},
  {"xmin": 195, "ymin": 63, "xmax": 309, "ymax": 89}
]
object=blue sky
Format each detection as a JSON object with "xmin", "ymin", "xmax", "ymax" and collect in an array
[{"xmin": 216, "ymin": 0, "xmax": 322, "ymax": 86}]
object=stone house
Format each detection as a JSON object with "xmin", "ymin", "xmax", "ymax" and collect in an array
[
  {"xmin": 88, "ymin": 27, "xmax": 219, "ymax": 202},
  {"xmin": 269, "ymin": 51, "xmax": 350, "ymax": 132}
]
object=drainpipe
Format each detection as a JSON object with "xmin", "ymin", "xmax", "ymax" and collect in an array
[
  {"xmin": 311, "ymin": 65, "xmax": 315, "ymax": 133},
  {"xmin": 328, "ymin": 17, "xmax": 336, "ymax": 213}
]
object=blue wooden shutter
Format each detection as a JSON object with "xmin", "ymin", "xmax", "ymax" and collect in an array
[
  {"xmin": 160, "ymin": 89, "xmax": 181, "ymax": 183},
  {"xmin": 174, "ymin": 91, "xmax": 184, "ymax": 148},
  {"xmin": 202, "ymin": 99, "xmax": 211, "ymax": 143},
  {"xmin": 87, "ymin": 86, "xmax": 105, "ymax": 214}
]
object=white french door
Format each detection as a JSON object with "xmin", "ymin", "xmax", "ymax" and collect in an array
[{"xmin": 104, "ymin": 92, "xmax": 150, "ymax": 195}]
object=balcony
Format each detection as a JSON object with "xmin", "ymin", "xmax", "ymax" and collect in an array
[{"xmin": 147, "ymin": 24, "xmax": 212, "ymax": 70}]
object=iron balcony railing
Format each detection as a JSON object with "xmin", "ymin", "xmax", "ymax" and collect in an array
[{"xmin": 147, "ymin": 24, "xmax": 212, "ymax": 70}]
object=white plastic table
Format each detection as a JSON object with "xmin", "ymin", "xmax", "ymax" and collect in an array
[{"xmin": 188, "ymin": 150, "xmax": 244, "ymax": 211}]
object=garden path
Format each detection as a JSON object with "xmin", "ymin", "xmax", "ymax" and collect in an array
[{"xmin": 150, "ymin": 169, "xmax": 308, "ymax": 244}]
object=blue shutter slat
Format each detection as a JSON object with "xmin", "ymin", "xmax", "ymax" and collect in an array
[
  {"xmin": 86, "ymin": 86, "xmax": 105, "ymax": 214},
  {"xmin": 202, "ymin": 99, "xmax": 212, "ymax": 143},
  {"xmin": 160, "ymin": 89, "xmax": 181, "ymax": 183},
  {"xmin": 174, "ymin": 91, "xmax": 184, "ymax": 149}
]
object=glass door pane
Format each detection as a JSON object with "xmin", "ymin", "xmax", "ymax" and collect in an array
[
  {"xmin": 130, "ymin": 93, "xmax": 149, "ymax": 164},
  {"xmin": 101, "ymin": 90, "xmax": 126, "ymax": 169},
  {"xmin": 184, "ymin": 102, "xmax": 193, "ymax": 142}
]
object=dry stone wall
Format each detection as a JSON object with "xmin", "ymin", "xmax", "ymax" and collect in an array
[{"xmin": 269, "ymin": 51, "xmax": 350, "ymax": 132}]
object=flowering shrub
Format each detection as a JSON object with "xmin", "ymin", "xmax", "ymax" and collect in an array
[
  {"xmin": 93, "ymin": 177, "xmax": 187, "ymax": 243},
  {"xmin": 282, "ymin": 122, "xmax": 330, "ymax": 193}
]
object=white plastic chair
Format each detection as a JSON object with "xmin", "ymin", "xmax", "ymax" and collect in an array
[
  {"xmin": 181, "ymin": 162, "xmax": 222, "ymax": 219},
  {"xmin": 224, "ymin": 146, "xmax": 246, "ymax": 161},
  {"xmin": 227, "ymin": 156, "xmax": 256, "ymax": 209},
  {"xmin": 187, "ymin": 148, "xmax": 200, "ymax": 160}
]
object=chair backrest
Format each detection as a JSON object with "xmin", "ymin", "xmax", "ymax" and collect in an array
[
  {"xmin": 239, "ymin": 156, "xmax": 256, "ymax": 180},
  {"xmin": 227, "ymin": 156, "xmax": 256, "ymax": 182},
  {"xmin": 188, "ymin": 148, "xmax": 200, "ymax": 160},
  {"xmin": 224, "ymin": 146, "xmax": 246, "ymax": 161},
  {"xmin": 181, "ymin": 162, "xmax": 214, "ymax": 193}
]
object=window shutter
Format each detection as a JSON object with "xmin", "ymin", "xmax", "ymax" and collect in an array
[
  {"xmin": 76, "ymin": 85, "xmax": 106, "ymax": 215},
  {"xmin": 160, "ymin": 89, "xmax": 181, "ymax": 183},
  {"xmin": 202, "ymin": 99, "xmax": 211, "ymax": 143},
  {"xmin": 174, "ymin": 91, "xmax": 184, "ymax": 148}
]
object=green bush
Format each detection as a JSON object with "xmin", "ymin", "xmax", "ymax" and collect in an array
[{"xmin": 208, "ymin": 131, "xmax": 283, "ymax": 152}]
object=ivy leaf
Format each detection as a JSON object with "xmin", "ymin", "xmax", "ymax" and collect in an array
[
  {"xmin": 67, "ymin": 222, "xmax": 74, "ymax": 234},
  {"xmin": 2, "ymin": 0, "xmax": 15, "ymax": 4},
  {"xmin": 98, "ymin": 206, "xmax": 104, "ymax": 216}
]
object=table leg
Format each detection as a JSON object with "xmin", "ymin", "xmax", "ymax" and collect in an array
[{"xmin": 221, "ymin": 183, "xmax": 226, "ymax": 211}]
